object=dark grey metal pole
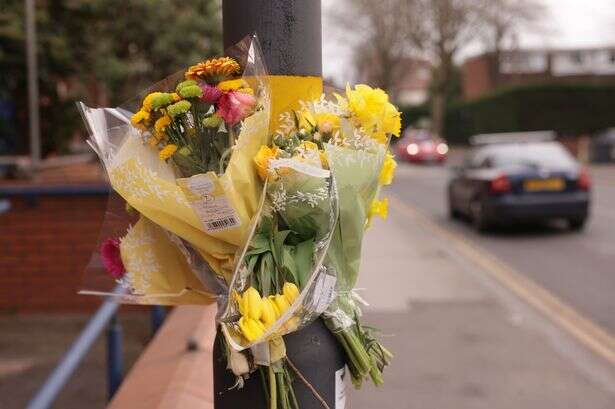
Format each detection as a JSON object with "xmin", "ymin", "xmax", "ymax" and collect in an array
[
  {"xmin": 218, "ymin": 3, "xmax": 345, "ymax": 409},
  {"xmin": 222, "ymin": 0, "xmax": 322, "ymax": 76}
]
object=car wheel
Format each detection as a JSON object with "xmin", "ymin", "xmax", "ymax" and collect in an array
[
  {"xmin": 470, "ymin": 199, "xmax": 490, "ymax": 232},
  {"xmin": 568, "ymin": 217, "xmax": 587, "ymax": 231}
]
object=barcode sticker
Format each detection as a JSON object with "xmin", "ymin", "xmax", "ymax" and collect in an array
[
  {"xmin": 205, "ymin": 216, "xmax": 239, "ymax": 231},
  {"xmin": 178, "ymin": 173, "xmax": 241, "ymax": 233}
]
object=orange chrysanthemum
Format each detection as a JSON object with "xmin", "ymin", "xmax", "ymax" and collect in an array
[{"xmin": 185, "ymin": 57, "xmax": 241, "ymax": 82}]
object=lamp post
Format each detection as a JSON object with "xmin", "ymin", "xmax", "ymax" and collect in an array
[{"xmin": 215, "ymin": 2, "xmax": 346, "ymax": 408}]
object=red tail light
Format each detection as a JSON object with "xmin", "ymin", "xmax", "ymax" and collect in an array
[
  {"xmin": 577, "ymin": 168, "xmax": 591, "ymax": 191},
  {"xmin": 490, "ymin": 174, "xmax": 512, "ymax": 194}
]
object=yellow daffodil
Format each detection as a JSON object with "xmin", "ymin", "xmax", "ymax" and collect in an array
[
  {"xmin": 154, "ymin": 115, "xmax": 172, "ymax": 135},
  {"xmin": 241, "ymin": 287, "xmax": 263, "ymax": 320},
  {"xmin": 369, "ymin": 197, "xmax": 389, "ymax": 221},
  {"xmin": 382, "ymin": 102, "xmax": 401, "ymax": 137},
  {"xmin": 314, "ymin": 112, "xmax": 340, "ymax": 133},
  {"xmin": 282, "ymin": 282, "xmax": 299, "ymax": 305},
  {"xmin": 379, "ymin": 153, "xmax": 397, "ymax": 186},
  {"xmin": 218, "ymin": 79, "xmax": 247, "ymax": 92},
  {"xmin": 158, "ymin": 144, "xmax": 177, "ymax": 161},
  {"xmin": 346, "ymin": 84, "xmax": 401, "ymax": 143},
  {"xmin": 297, "ymin": 109, "xmax": 316, "ymax": 131},
  {"xmin": 254, "ymin": 145, "xmax": 280, "ymax": 180},
  {"xmin": 238, "ymin": 316, "xmax": 265, "ymax": 342}
]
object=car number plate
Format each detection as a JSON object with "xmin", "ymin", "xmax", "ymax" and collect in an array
[{"xmin": 523, "ymin": 178, "xmax": 565, "ymax": 192}]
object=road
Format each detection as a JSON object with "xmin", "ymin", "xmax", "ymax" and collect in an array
[{"xmin": 391, "ymin": 161, "xmax": 615, "ymax": 334}]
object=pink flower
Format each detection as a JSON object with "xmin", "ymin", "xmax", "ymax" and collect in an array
[
  {"xmin": 100, "ymin": 238, "xmax": 125, "ymax": 279},
  {"xmin": 200, "ymin": 83, "xmax": 223, "ymax": 104},
  {"xmin": 217, "ymin": 91, "xmax": 256, "ymax": 126}
]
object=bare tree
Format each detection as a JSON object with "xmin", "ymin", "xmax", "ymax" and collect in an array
[
  {"xmin": 478, "ymin": 0, "xmax": 548, "ymax": 58},
  {"xmin": 411, "ymin": 0, "xmax": 484, "ymax": 137},
  {"xmin": 328, "ymin": 0, "xmax": 419, "ymax": 102}
]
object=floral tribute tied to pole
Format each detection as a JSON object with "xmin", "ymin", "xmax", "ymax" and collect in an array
[{"xmin": 78, "ymin": 35, "xmax": 401, "ymax": 409}]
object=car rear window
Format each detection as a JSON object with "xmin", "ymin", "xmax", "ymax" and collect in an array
[{"xmin": 485, "ymin": 143, "xmax": 576, "ymax": 168}]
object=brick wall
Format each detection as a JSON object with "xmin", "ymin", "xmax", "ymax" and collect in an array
[{"xmin": 0, "ymin": 193, "xmax": 109, "ymax": 312}]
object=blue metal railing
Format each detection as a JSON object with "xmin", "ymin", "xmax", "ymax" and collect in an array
[{"xmin": 26, "ymin": 286, "xmax": 166, "ymax": 409}]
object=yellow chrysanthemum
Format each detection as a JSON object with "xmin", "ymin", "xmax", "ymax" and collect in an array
[
  {"xmin": 130, "ymin": 109, "xmax": 150, "ymax": 130},
  {"xmin": 369, "ymin": 197, "xmax": 389, "ymax": 220},
  {"xmin": 159, "ymin": 144, "xmax": 177, "ymax": 161},
  {"xmin": 379, "ymin": 152, "xmax": 397, "ymax": 186},
  {"xmin": 314, "ymin": 112, "xmax": 340, "ymax": 133},
  {"xmin": 218, "ymin": 79, "xmax": 247, "ymax": 92},
  {"xmin": 154, "ymin": 115, "xmax": 172, "ymax": 134},
  {"xmin": 254, "ymin": 145, "xmax": 280, "ymax": 180},
  {"xmin": 171, "ymin": 92, "xmax": 182, "ymax": 102},
  {"xmin": 142, "ymin": 92, "xmax": 162, "ymax": 112},
  {"xmin": 185, "ymin": 57, "xmax": 241, "ymax": 81}
]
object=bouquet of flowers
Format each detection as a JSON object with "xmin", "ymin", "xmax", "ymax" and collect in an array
[
  {"xmin": 78, "ymin": 36, "xmax": 401, "ymax": 409},
  {"xmin": 79, "ymin": 36, "xmax": 270, "ymax": 303},
  {"xmin": 214, "ymin": 84, "xmax": 400, "ymax": 407}
]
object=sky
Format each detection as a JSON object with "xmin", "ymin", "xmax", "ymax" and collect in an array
[{"xmin": 322, "ymin": 0, "xmax": 615, "ymax": 82}]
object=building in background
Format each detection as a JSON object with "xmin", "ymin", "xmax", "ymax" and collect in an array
[
  {"xmin": 357, "ymin": 57, "xmax": 432, "ymax": 106},
  {"xmin": 462, "ymin": 46, "xmax": 615, "ymax": 100}
]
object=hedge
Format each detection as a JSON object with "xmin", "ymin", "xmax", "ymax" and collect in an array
[{"xmin": 400, "ymin": 83, "xmax": 615, "ymax": 145}]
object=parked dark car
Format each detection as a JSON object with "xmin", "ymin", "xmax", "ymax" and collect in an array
[
  {"xmin": 396, "ymin": 128, "xmax": 448, "ymax": 164},
  {"xmin": 448, "ymin": 134, "xmax": 590, "ymax": 232}
]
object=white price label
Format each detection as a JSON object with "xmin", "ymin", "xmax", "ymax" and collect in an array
[{"xmin": 181, "ymin": 174, "xmax": 241, "ymax": 233}]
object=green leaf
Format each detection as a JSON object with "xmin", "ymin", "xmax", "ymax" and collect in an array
[
  {"xmin": 271, "ymin": 229, "xmax": 290, "ymax": 266},
  {"xmin": 246, "ymin": 253, "xmax": 259, "ymax": 274},
  {"xmin": 281, "ymin": 245, "xmax": 298, "ymax": 284},
  {"xmin": 259, "ymin": 252, "xmax": 274, "ymax": 296},
  {"xmin": 294, "ymin": 239, "xmax": 314, "ymax": 288}
]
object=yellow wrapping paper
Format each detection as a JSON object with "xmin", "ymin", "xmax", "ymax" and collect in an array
[{"xmin": 120, "ymin": 216, "xmax": 216, "ymax": 305}]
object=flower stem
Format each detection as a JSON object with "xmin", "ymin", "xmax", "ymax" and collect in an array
[{"xmin": 268, "ymin": 366, "xmax": 277, "ymax": 409}]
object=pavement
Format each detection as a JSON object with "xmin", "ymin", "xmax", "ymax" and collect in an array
[
  {"xmin": 347, "ymin": 161, "xmax": 615, "ymax": 408},
  {"xmin": 0, "ymin": 312, "xmax": 150, "ymax": 409}
]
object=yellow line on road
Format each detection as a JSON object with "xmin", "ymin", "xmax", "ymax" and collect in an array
[{"xmin": 389, "ymin": 195, "xmax": 615, "ymax": 366}]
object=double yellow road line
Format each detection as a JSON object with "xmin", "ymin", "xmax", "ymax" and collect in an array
[{"xmin": 389, "ymin": 195, "xmax": 615, "ymax": 366}]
